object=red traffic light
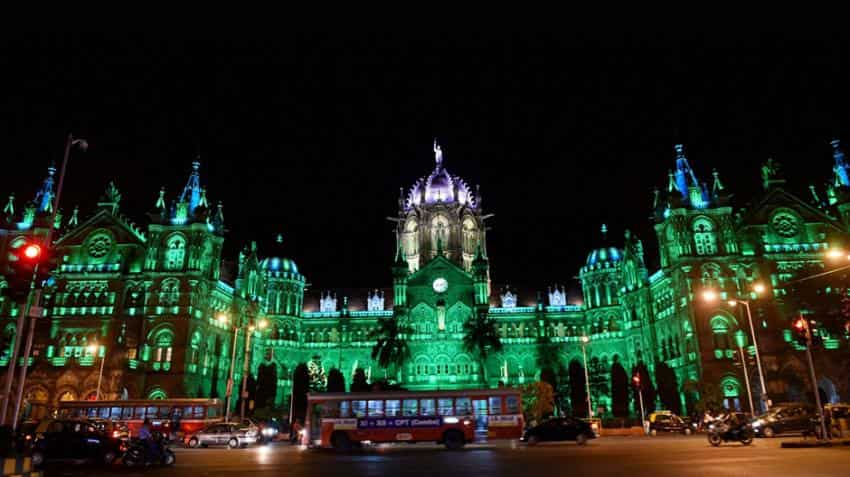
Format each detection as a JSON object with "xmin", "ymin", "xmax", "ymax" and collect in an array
[
  {"xmin": 23, "ymin": 244, "xmax": 41, "ymax": 260},
  {"xmin": 794, "ymin": 319, "xmax": 806, "ymax": 330},
  {"xmin": 632, "ymin": 375, "xmax": 640, "ymax": 385}
]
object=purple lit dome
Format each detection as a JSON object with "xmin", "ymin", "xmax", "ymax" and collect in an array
[{"xmin": 405, "ymin": 141, "xmax": 476, "ymax": 209}]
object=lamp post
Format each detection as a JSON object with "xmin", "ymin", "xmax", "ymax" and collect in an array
[
  {"xmin": 580, "ymin": 335, "xmax": 592, "ymax": 418},
  {"xmin": 240, "ymin": 317, "xmax": 268, "ymax": 423},
  {"xmin": 736, "ymin": 344, "xmax": 755, "ymax": 415},
  {"xmin": 87, "ymin": 344, "xmax": 107, "ymax": 401},
  {"xmin": 702, "ymin": 283, "xmax": 770, "ymax": 413},
  {"xmin": 2, "ymin": 134, "xmax": 87, "ymax": 428},
  {"xmin": 633, "ymin": 374, "xmax": 646, "ymax": 434},
  {"xmin": 219, "ymin": 313, "xmax": 240, "ymax": 423}
]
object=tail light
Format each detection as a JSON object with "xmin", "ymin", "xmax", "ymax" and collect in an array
[{"xmin": 112, "ymin": 430, "xmax": 120, "ymax": 438}]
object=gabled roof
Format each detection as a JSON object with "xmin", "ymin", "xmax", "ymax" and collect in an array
[
  {"xmin": 737, "ymin": 186, "xmax": 844, "ymax": 233},
  {"xmin": 55, "ymin": 208, "xmax": 146, "ymax": 246}
]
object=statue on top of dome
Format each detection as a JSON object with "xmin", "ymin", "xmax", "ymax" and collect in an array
[{"xmin": 434, "ymin": 138, "xmax": 443, "ymax": 168}]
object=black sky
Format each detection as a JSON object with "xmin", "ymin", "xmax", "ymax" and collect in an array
[{"xmin": 2, "ymin": 34, "xmax": 850, "ymax": 295}]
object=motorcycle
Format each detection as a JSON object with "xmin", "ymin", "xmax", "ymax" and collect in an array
[
  {"xmin": 122, "ymin": 436, "xmax": 176, "ymax": 467},
  {"xmin": 707, "ymin": 420, "xmax": 754, "ymax": 446}
]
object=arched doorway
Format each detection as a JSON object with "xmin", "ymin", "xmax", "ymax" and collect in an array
[
  {"xmin": 818, "ymin": 377, "xmax": 839, "ymax": 404},
  {"xmin": 720, "ymin": 376, "xmax": 742, "ymax": 411}
]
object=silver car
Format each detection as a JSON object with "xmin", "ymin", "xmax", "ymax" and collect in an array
[{"xmin": 185, "ymin": 422, "xmax": 259, "ymax": 449}]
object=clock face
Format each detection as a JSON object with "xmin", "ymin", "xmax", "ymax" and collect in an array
[{"xmin": 432, "ymin": 278, "xmax": 448, "ymax": 293}]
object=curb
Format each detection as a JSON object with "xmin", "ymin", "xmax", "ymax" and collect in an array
[{"xmin": 780, "ymin": 439, "xmax": 850, "ymax": 448}]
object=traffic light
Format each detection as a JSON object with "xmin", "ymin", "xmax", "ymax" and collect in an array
[
  {"xmin": 792, "ymin": 317, "xmax": 809, "ymax": 347},
  {"xmin": 632, "ymin": 374, "xmax": 641, "ymax": 388},
  {"xmin": 3, "ymin": 239, "xmax": 54, "ymax": 301}
]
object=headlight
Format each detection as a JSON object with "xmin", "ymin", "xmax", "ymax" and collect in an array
[
  {"xmin": 262, "ymin": 428, "xmax": 276, "ymax": 436},
  {"xmin": 443, "ymin": 417, "xmax": 460, "ymax": 424},
  {"xmin": 752, "ymin": 420, "xmax": 762, "ymax": 428}
]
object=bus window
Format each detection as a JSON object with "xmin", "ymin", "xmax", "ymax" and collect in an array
[
  {"xmin": 385, "ymin": 400, "xmax": 401, "ymax": 417},
  {"xmin": 367, "ymin": 400, "xmax": 384, "ymax": 417},
  {"xmin": 158, "ymin": 406, "xmax": 171, "ymax": 418},
  {"xmin": 402, "ymin": 399, "xmax": 418, "ymax": 416},
  {"xmin": 87, "ymin": 408, "xmax": 97, "ymax": 417},
  {"xmin": 420, "ymin": 399, "xmax": 436, "ymax": 416},
  {"xmin": 437, "ymin": 399, "xmax": 454, "ymax": 416},
  {"xmin": 320, "ymin": 402, "xmax": 341, "ymax": 418},
  {"xmin": 122, "ymin": 407, "xmax": 133, "ymax": 419},
  {"xmin": 455, "ymin": 398, "xmax": 472, "ymax": 415},
  {"xmin": 340, "ymin": 401, "xmax": 351, "ymax": 418},
  {"xmin": 207, "ymin": 406, "xmax": 219, "ymax": 418},
  {"xmin": 146, "ymin": 407, "xmax": 158, "ymax": 418},
  {"xmin": 505, "ymin": 395, "xmax": 520, "ymax": 414},
  {"xmin": 98, "ymin": 407, "xmax": 110, "ymax": 418},
  {"xmin": 352, "ymin": 400, "xmax": 367, "ymax": 417},
  {"xmin": 488, "ymin": 397, "xmax": 502, "ymax": 415},
  {"xmin": 135, "ymin": 407, "xmax": 146, "ymax": 419},
  {"xmin": 110, "ymin": 407, "xmax": 122, "ymax": 419}
]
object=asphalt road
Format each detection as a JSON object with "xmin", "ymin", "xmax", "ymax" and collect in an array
[{"xmin": 41, "ymin": 435, "xmax": 850, "ymax": 477}]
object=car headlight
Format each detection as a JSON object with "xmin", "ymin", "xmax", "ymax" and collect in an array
[{"xmin": 752, "ymin": 420, "xmax": 762, "ymax": 428}]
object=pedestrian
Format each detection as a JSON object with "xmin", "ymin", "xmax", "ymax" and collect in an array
[{"xmin": 290, "ymin": 419, "xmax": 303, "ymax": 445}]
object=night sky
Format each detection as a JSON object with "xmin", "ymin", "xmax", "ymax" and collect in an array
[{"xmin": 2, "ymin": 34, "xmax": 850, "ymax": 296}]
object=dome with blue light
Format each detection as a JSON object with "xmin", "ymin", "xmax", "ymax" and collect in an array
[
  {"xmin": 260, "ymin": 234, "xmax": 301, "ymax": 277},
  {"xmin": 586, "ymin": 247, "xmax": 622, "ymax": 267},
  {"xmin": 405, "ymin": 140, "xmax": 477, "ymax": 210}
]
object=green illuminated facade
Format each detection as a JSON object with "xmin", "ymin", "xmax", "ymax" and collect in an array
[{"xmin": 2, "ymin": 142, "xmax": 850, "ymax": 419}]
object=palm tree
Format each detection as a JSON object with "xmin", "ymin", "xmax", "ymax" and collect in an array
[
  {"xmin": 369, "ymin": 316, "xmax": 413, "ymax": 374},
  {"xmin": 463, "ymin": 312, "xmax": 503, "ymax": 385}
]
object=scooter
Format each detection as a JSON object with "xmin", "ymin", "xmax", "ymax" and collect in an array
[
  {"xmin": 122, "ymin": 436, "xmax": 176, "ymax": 467},
  {"xmin": 707, "ymin": 420, "xmax": 754, "ymax": 446}
]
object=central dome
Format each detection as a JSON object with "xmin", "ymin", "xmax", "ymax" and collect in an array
[{"xmin": 405, "ymin": 141, "xmax": 476, "ymax": 209}]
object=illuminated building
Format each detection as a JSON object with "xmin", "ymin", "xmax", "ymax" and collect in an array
[{"xmin": 2, "ymin": 141, "xmax": 849, "ymax": 418}]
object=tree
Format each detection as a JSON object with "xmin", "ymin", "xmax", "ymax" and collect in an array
[
  {"xmin": 291, "ymin": 363, "xmax": 310, "ymax": 422},
  {"xmin": 351, "ymin": 368, "xmax": 370, "ymax": 392},
  {"xmin": 568, "ymin": 360, "xmax": 588, "ymax": 417},
  {"xmin": 369, "ymin": 316, "xmax": 413, "ymax": 372},
  {"xmin": 686, "ymin": 381, "xmax": 723, "ymax": 415},
  {"xmin": 255, "ymin": 362, "xmax": 278, "ymax": 409},
  {"xmin": 307, "ymin": 356, "xmax": 327, "ymax": 392},
  {"xmin": 522, "ymin": 381, "xmax": 555, "ymax": 425},
  {"xmin": 632, "ymin": 362, "xmax": 657, "ymax": 414},
  {"xmin": 655, "ymin": 361, "xmax": 681, "ymax": 415},
  {"xmin": 327, "ymin": 368, "xmax": 346, "ymax": 393},
  {"xmin": 588, "ymin": 357, "xmax": 610, "ymax": 414},
  {"xmin": 463, "ymin": 312, "xmax": 503, "ymax": 384},
  {"xmin": 610, "ymin": 361, "xmax": 630, "ymax": 418}
]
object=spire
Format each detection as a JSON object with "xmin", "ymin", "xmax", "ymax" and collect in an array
[
  {"xmin": 98, "ymin": 181, "xmax": 121, "ymax": 214},
  {"xmin": 667, "ymin": 170, "xmax": 676, "ymax": 193},
  {"xmin": 3, "ymin": 193, "xmax": 14, "ymax": 215},
  {"xmin": 179, "ymin": 158, "xmax": 202, "ymax": 214},
  {"xmin": 673, "ymin": 144, "xmax": 699, "ymax": 199},
  {"xmin": 34, "ymin": 163, "xmax": 56, "ymax": 213},
  {"xmin": 434, "ymin": 138, "xmax": 443, "ymax": 169},
  {"xmin": 712, "ymin": 168, "xmax": 724, "ymax": 194},
  {"xmin": 155, "ymin": 187, "xmax": 166, "ymax": 210},
  {"xmin": 832, "ymin": 139, "xmax": 850, "ymax": 187},
  {"xmin": 211, "ymin": 201, "xmax": 225, "ymax": 230},
  {"xmin": 601, "ymin": 224, "xmax": 608, "ymax": 241},
  {"xmin": 276, "ymin": 233, "xmax": 283, "ymax": 245},
  {"xmin": 198, "ymin": 186, "xmax": 209, "ymax": 208},
  {"xmin": 809, "ymin": 184, "xmax": 822, "ymax": 206},
  {"xmin": 68, "ymin": 205, "xmax": 79, "ymax": 227}
]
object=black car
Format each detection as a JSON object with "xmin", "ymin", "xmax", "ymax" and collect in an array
[
  {"xmin": 752, "ymin": 403, "xmax": 814, "ymax": 437},
  {"xmin": 30, "ymin": 419, "xmax": 124, "ymax": 467},
  {"xmin": 648, "ymin": 412, "xmax": 693, "ymax": 436},
  {"xmin": 521, "ymin": 418, "xmax": 595, "ymax": 446}
]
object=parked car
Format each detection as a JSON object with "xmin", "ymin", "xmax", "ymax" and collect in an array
[
  {"xmin": 648, "ymin": 411, "xmax": 692, "ymax": 436},
  {"xmin": 29, "ymin": 419, "xmax": 124, "ymax": 466},
  {"xmin": 243, "ymin": 418, "xmax": 279, "ymax": 442},
  {"xmin": 752, "ymin": 403, "xmax": 814, "ymax": 437},
  {"xmin": 184, "ymin": 422, "xmax": 259, "ymax": 448},
  {"xmin": 825, "ymin": 403, "xmax": 850, "ymax": 438},
  {"xmin": 87, "ymin": 418, "xmax": 130, "ymax": 441},
  {"xmin": 520, "ymin": 417, "xmax": 596, "ymax": 446}
]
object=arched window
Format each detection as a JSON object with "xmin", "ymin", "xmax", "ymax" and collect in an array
[
  {"xmin": 159, "ymin": 279, "xmax": 180, "ymax": 306},
  {"xmin": 149, "ymin": 328, "xmax": 174, "ymax": 371},
  {"xmin": 431, "ymin": 215, "xmax": 450, "ymax": 252},
  {"xmin": 147, "ymin": 388, "xmax": 168, "ymax": 400},
  {"xmin": 189, "ymin": 331, "xmax": 202, "ymax": 365},
  {"xmin": 693, "ymin": 218, "xmax": 717, "ymax": 256},
  {"xmin": 164, "ymin": 235, "xmax": 186, "ymax": 271},
  {"xmin": 710, "ymin": 316, "xmax": 735, "ymax": 355}
]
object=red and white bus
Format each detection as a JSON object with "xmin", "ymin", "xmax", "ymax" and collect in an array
[
  {"xmin": 305, "ymin": 388, "xmax": 524, "ymax": 449},
  {"xmin": 56, "ymin": 398, "xmax": 223, "ymax": 437}
]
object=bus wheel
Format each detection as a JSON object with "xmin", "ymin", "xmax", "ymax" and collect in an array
[
  {"xmin": 188, "ymin": 437, "xmax": 200, "ymax": 448},
  {"xmin": 331, "ymin": 431, "xmax": 352, "ymax": 451},
  {"xmin": 444, "ymin": 430, "xmax": 465, "ymax": 450}
]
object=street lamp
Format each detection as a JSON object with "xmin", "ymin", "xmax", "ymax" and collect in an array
[
  {"xmin": 218, "ymin": 313, "xmax": 240, "ymax": 423},
  {"xmin": 2, "ymin": 134, "xmax": 87, "ymax": 430},
  {"xmin": 87, "ymin": 343, "xmax": 106, "ymax": 401},
  {"xmin": 633, "ymin": 373, "xmax": 646, "ymax": 434},
  {"xmin": 240, "ymin": 317, "xmax": 268, "ymax": 423},
  {"xmin": 580, "ymin": 335, "xmax": 592, "ymax": 418},
  {"xmin": 704, "ymin": 283, "xmax": 770, "ymax": 412}
]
